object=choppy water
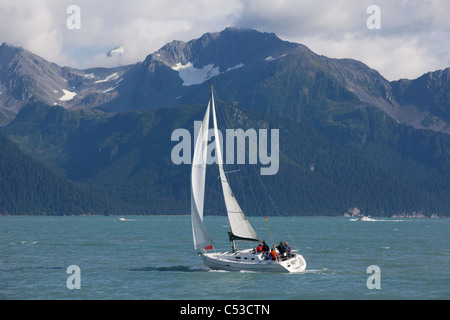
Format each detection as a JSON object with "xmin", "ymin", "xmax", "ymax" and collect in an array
[{"xmin": 1, "ymin": 215, "xmax": 449, "ymax": 300}]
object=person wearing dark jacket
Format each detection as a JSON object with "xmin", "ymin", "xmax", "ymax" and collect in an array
[
  {"xmin": 277, "ymin": 241, "xmax": 286, "ymax": 256},
  {"xmin": 262, "ymin": 241, "xmax": 270, "ymax": 253}
]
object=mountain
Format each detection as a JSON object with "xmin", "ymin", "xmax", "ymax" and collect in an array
[
  {"xmin": 1, "ymin": 28, "xmax": 449, "ymax": 134},
  {"xmin": 392, "ymin": 68, "xmax": 450, "ymax": 126},
  {"xmin": 96, "ymin": 28, "xmax": 301, "ymax": 113},
  {"xmin": 1, "ymin": 28, "xmax": 450, "ymax": 216},
  {"xmin": 93, "ymin": 28, "xmax": 450, "ymax": 135},
  {"xmin": 0, "ymin": 42, "xmax": 130, "ymax": 125}
]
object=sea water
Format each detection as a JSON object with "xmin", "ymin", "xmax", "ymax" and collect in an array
[{"xmin": 0, "ymin": 215, "xmax": 449, "ymax": 300}]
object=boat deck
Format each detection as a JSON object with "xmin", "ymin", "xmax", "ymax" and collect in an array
[{"xmin": 201, "ymin": 248, "xmax": 306, "ymax": 273}]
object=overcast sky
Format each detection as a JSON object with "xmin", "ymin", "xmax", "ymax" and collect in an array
[{"xmin": 0, "ymin": 0, "xmax": 449, "ymax": 81}]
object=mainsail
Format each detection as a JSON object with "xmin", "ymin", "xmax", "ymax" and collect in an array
[
  {"xmin": 191, "ymin": 101, "xmax": 213, "ymax": 250},
  {"xmin": 210, "ymin": 90, "xmax": 259, "ymax": 243}
]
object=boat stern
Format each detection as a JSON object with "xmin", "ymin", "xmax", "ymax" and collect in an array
[{"xmin": 279, "ymin": 254, "xmax": 306, "ymax": 273}]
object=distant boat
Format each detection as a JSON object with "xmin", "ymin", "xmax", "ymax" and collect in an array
[
  {"xmin": 190, "ymin": 86, "xmax": 306, "ymax": 273},
  {"xmin": 119, "ymin": 217, "xmax": 135, "ymax": 221},
  {"xmin": 357, "ymin": 216, "xmax": 374, "ymax": 221}
]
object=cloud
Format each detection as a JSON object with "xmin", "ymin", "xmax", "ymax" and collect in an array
[
  {"xmin": 0, "ymin": 0, "xmax": 241, "ymax": 68},
  {"xmin": 0, "ymin": 0, "xmax": 448, "ymax": 80},
  {"xmin": 0, "ymin": 1, "xmax": 68, "ymax": 65},
  {"xmin": 235, "ymin": 0, "xmax": 450, "ymax": 80},
  {"xmin": 59, "ymin": 0, "xmax": 243, "ymax": 68}
]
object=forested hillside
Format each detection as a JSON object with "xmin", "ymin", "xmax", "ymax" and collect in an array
[
  {"xmin": 3, "ymin": 101, "xmax": 450, "ymax": 216},
  {"xmin": 0, "ymin": 130, "xmax": 109, "ymax": 215}
]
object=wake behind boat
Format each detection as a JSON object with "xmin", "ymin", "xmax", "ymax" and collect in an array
[
  {"xmin": 190, "ymin": 86, "xmax": 306, "ymax": 273},
  {"xmin": 352, "ymin": 215, "xmax": 376, "ymax": 221}
]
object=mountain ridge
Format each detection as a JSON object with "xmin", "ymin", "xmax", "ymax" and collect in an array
[
  {"xmin": 0, "ymin": 42, "xmax": 130, "ymax": 125},
  {"xmin": 1, "ymin": 28, "xmax": 449, "ymax": 134}
]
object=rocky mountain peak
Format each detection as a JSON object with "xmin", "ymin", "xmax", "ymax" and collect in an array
[{"xmin": 0, "ymin": 29, "xmax": 448, "ymax": 134}]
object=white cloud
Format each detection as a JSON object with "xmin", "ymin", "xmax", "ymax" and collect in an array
[
  {"xmin": 235, "ymin": 0, "xmax": 450, "ymax": 80},
  {"xmin": 0, "ymin": 1, "xmax": 68, "ymax": 65},
  {"xmin": 59, "ymin": 0, "xmax": 244, "ymax": 68},
  {"xmin": 0, "ymin": 0, "xmax": 448, "ymax": 80},
  {"xmin": 298, "ymin": 33, "xmax": 444, "ymax": 81}
]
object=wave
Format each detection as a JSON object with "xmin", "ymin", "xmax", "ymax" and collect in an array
[
  {"xmin": 349, "ymin": 217, "xmax": 377, "ymax": 222},
  {"xmin": 302, "ymin": 268, "xmax": 334, "ymax": 275},
  {"xmin": 1, "ymin": 266, "xmax": 64, "ymax": 272},
  {"xmin": 350, "ymin": 218, "xmax": 406, "ymax": 222},
  {"xmin": 9, "ymin": 240, "xmax": 38, "ymax": 245},
  {"xmin": 129, "ymin": 265, "xmax": 210, "ymax": 272}
]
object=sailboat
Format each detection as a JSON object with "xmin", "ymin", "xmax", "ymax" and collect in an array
[{"xmin": 191, "ymin": 86, "xmax": 306, "ymax": 273}]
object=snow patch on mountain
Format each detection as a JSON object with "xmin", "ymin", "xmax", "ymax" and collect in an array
[
  {"xmin": 227, "ymin": 63, "xmax": 245, "ymax": 72},
  {"xmin": 94, "ymin": 72, "xmax": 119, "ymax": 84},
  {"xmin": 103, "ymin": 86, "xmax": 117, "ymax": 93},
  {"xmin": 265, "ymin": 54, "xmax": 287, "ymax": 62},
  {"xmin": 58, "ymin": 89, "xmax": 77, "ymax": 101},
  {"xmin": 172, "ymin": 62, "xmax": 220, "ymax": 86},
  {"xmin": 171, "ymin": 62, "xmax": 244, "ymax": 86}
]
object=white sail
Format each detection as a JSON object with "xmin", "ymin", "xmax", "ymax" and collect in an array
[
  {"xmin": 191, "ymin": 101, "xmax": 213, "ymax": 250},
  {"xmin": 211, "ymin": 90, "xmax": 259, "ymax": 242}
]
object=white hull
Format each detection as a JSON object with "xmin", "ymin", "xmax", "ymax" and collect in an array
[
  {"xmin": 357, "ymin": 216, "xmax": 374, "ymax": 221},
  {"xmin": 201, "ymin": 249, "xmax": 306, "ymax": 273}
]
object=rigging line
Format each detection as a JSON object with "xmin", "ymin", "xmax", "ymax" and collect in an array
[
  {"xmin": 250, "ymin": 163, "xmax": 298, "ymax": 251},
  {"xmin": 214, "ymin": 91, "xmax": 253, "ymax": 203},
  {"xmin": 265, "ymin": 216, "xmax": 275, "ymax": 249},
  {"xmin": 213, "ymin": 88, "xmax": 270, "ymax": 239},
  {"xmin": 213, "ymin": 90, "xmax": 270, "ymax": 213},
  {"xmin": 214, "ymin": 89, "xmax": 297, "ymax": 250},
  {"xmin": 213, "ymin": 87, "xmax": 300, "ymax": 253},
  {"xmin": 224, "ymin": 169, "xmax": 241, "ymax": 174},
  {"xmin": 214, "ymin": 92, "xmax": 253, "ymax": 209},
  {"xmin": 216, "ymin": 170, "xmax": 241, "ymax": 179}
]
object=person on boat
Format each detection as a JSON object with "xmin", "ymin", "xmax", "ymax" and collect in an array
[
  {"xmin": 269, "ymin": 246, "xmax": 278, "ymax": 261},
  {"xmin": 262, "ymin": 241, "xmax": 270, "ymax": 253},
  {"xmin": 255, "ymin": 243, "xmax": 263, "ymax": 253},
  {"xmin": 276, "ymin": 241, "xmax": 286, "ymax": 256},
  {"xmin": 284, "ymin": 241, "xmax": 291, "ymax": 257}
]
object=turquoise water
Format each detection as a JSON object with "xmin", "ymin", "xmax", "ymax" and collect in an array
[{"xmin": 0, "ymin": 215, "xmax": 449, "ymax": 300}]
